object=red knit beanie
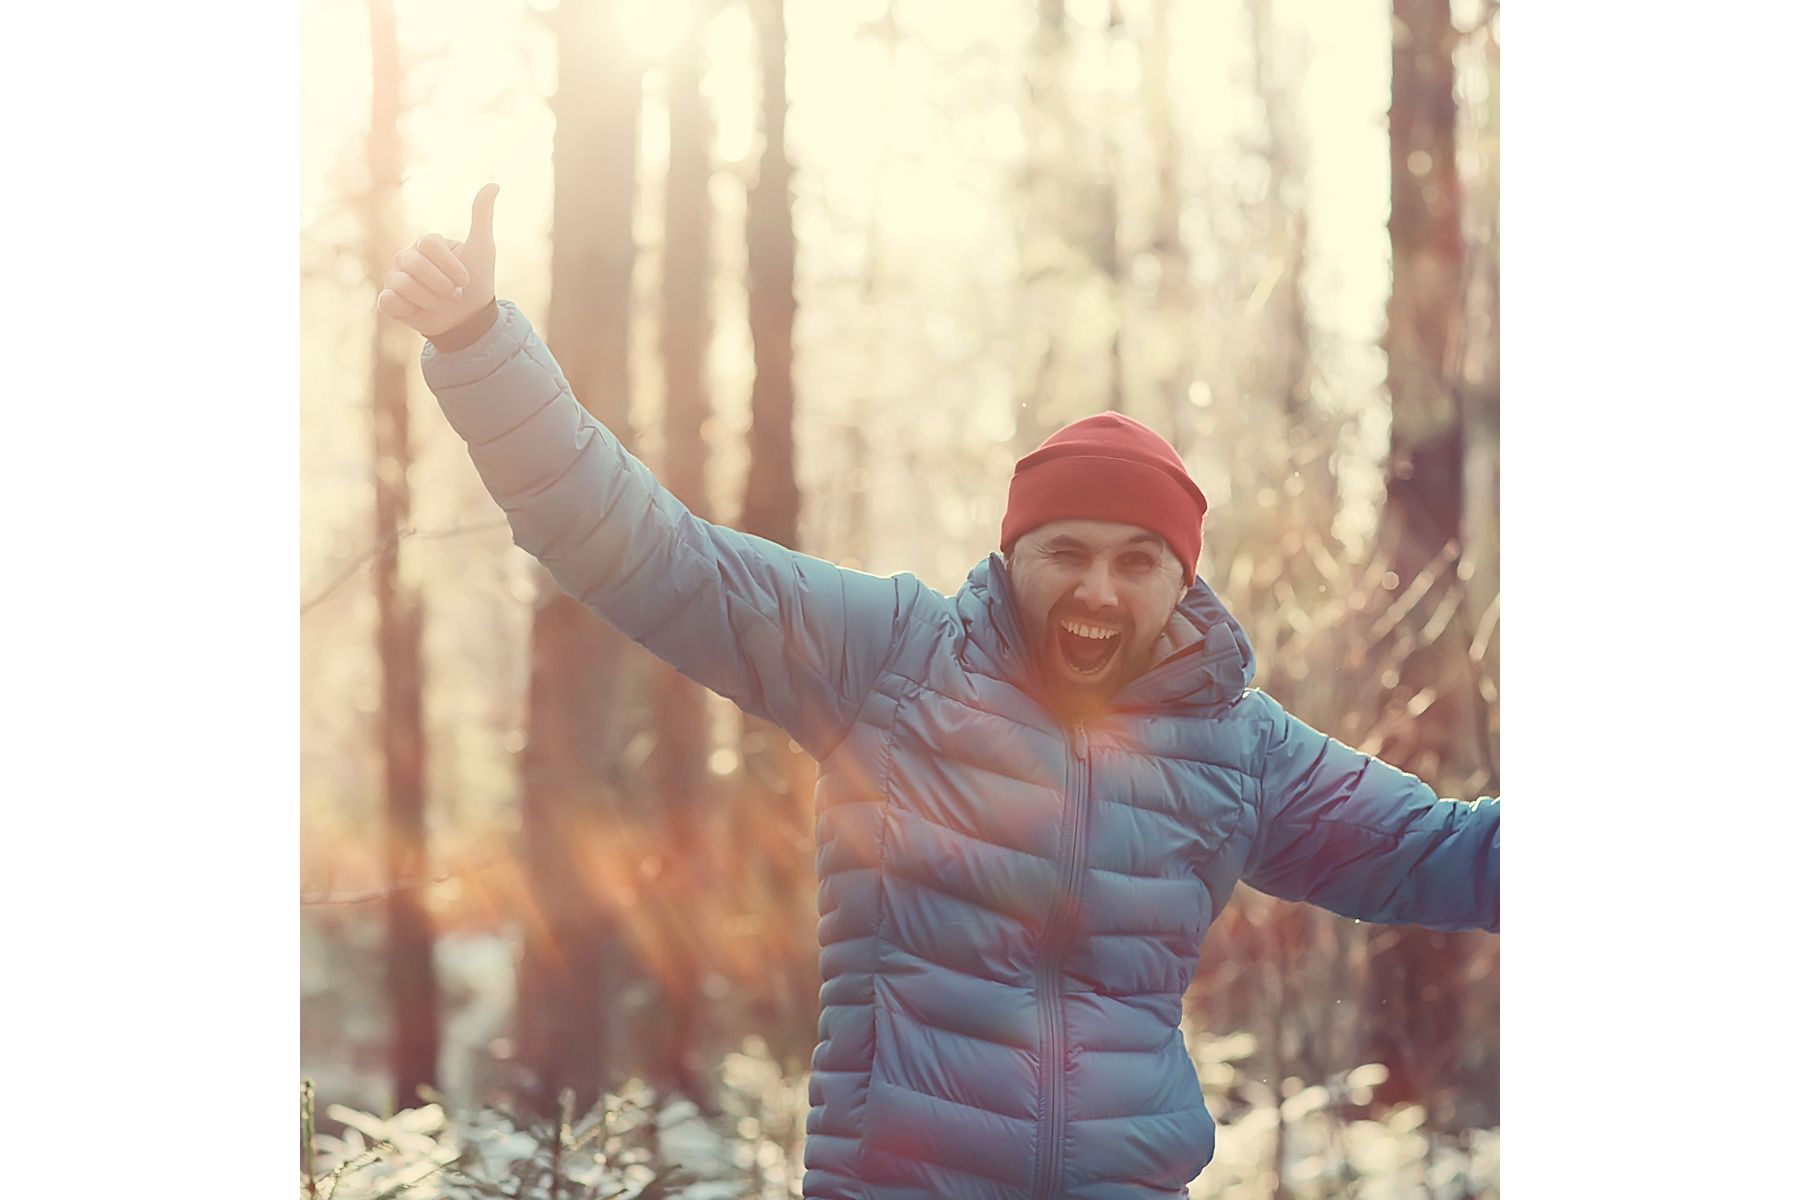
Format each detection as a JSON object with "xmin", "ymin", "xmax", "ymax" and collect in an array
[{"xmin": 1001, "ymin": 413, "xmax": 1208, "ymax": 584}]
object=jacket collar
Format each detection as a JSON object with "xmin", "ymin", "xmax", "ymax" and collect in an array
[{"xmin": 955, "ymin": 553, "xmax": 1256, "ymax": 715}]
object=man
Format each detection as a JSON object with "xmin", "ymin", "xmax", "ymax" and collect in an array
[{"xmin": 378, "ymin": 187, "xmax": 1499, "ymax": 1199}]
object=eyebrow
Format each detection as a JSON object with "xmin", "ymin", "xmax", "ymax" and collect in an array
[{"xmin": 1042, "ymin": 534, "xmax": 1163, "ymax": 551}]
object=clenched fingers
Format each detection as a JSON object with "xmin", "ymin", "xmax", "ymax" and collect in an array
[
  {"xmin": 395, "ymin": 246, "xmax": 463, "ymax": 299},
  {"xmin": 416, "ymin": 234, "xmax": 469, "ymax": 289},
  {"xmin": 384, "ymin": 269, "xmax": 439, "ymax": 310},
  {"xmin": 377, "ymin": 289, "xmax": 422, "ymax": 320}
]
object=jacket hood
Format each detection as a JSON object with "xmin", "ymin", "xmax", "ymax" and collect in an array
[{"xmin": 956, "ymin": 552, "xmax": 1257, "ymax": 715}]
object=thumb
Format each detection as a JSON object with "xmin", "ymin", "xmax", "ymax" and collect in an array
[{"xmin": 466, "ymin": 183, "xmax": 500, "ymax": 250}]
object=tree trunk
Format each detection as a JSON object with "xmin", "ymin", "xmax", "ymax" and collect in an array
[
  {"xmin": 737, "ymin": 0, "xmax": 818, "ymax": 1061},
  {"xmin": 1459, "ymin": 15, "xmax": 1501, "ymax": 796},
  {"xmin": 1451, "ymin": 9, "xmax": 1501, "ymax": 1130},
  {"xmin": 1098, "ymin": 5, "xmax": 1125, "ymax": 416},
  {"xmin": 1382, "ymin": 0, "xmax": 1466, "ymax": 610},
  {"xmin": 1013, "ymin": 0, "xmax": 1073, "ymax": 456},
  {"xmin": 741, "ymin": 0, "xmax": 799, "ymax": 547},
  {"xmin": 1015, "ymin": 0, "xmax": 1123, "ymax": 450},
  {"xmin": 1364, "ymin": 0, "xmax": 1482, "ymax": 1124},
  {"xmin": 1246, "ymin": 0, "xmax": 1319, "ymax": 463},
  {"xmin": 515, "ymin": 0, "xmax": 643, "ymax": 1117},
  {"xmin": 365, "ymin": 0, "xmax": 438, "ymax": 1110},
  {"xmin": 646, "ymin": 14, "xmax": 715, "ymax": 1105},
  {"xmin": 1145, "ymin": 0, "xmax": 1195, "ymax": 456}
]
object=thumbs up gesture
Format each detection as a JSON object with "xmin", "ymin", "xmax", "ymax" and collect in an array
[{"xmin": 377, "ymin": 184, "xmax": 500, "ymax": 338}]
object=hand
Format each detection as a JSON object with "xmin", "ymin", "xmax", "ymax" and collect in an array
[{"xmin": 376, "ymin": 184, "xmax": 500, "ymax": 338}]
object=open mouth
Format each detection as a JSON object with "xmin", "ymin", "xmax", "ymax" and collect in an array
[{"xmin": 1053, "ymin": 616, "xmax": 1122, "ymax": 678}]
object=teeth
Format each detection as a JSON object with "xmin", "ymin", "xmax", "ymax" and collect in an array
[{"xmin": 1060, "ymin": 619, "xmax": 1119, "ymax": 641}]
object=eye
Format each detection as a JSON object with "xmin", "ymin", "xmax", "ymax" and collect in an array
[
  {"xmin": 1120, "ymin": 553, "xmax": 1154, "ymax": 571},
  {"xmin": 1050, "ymin": 549, "xmax": 1084, "ymax": 564}
]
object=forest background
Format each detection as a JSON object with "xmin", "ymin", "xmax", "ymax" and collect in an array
[{"xmin": 299, "ymin": 0, "xmax": 1501, "ymax": 1194}]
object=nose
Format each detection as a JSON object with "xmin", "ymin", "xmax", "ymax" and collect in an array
[{"xmin": 1072, "ymin": 560, "xmax": 1118, "ymax": 611}]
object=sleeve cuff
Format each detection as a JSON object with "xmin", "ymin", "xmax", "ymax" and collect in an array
[{"xmin": 420, "ymin": 299, "xmax": 531, "ymax": 390}]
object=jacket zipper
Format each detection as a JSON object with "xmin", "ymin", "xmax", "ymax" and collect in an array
[{"xmin": 1032, "ymin": 719, "xmax": 1091, "ymax": 1200}]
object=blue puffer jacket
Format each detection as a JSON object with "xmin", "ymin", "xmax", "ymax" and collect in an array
[{"xmin": 424, "ymin": 302, "xmax": 1500, "ymax": 1199}]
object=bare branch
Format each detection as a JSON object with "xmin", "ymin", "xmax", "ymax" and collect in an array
[
  {"xmin": 300, "ymin": 519, "xmax": 512, "ymax": 616},
  {"xmin": 300, "ymin": 852, "xmax": 514, "ymax": 906},
  {"xmin": 1469, "ymin": 591, "xmax": 1501, "ymax": 663},
  {"xmin": 1364, "ymin": 539, "xmax": 1459, "ymax": 647}
]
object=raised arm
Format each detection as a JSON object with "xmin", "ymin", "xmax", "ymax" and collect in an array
[
  {"xmin": 379, "ymin": 188, "xmax": 920, "ymax": 759},
  {"xmin": 1238, "ymin": 690, "xmax": 1499, "ymax": 932}
]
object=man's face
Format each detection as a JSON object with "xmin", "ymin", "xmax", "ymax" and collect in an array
[{"xmin": 1006, "ymin": 519, "xmax": 1188, "ymax": 717}]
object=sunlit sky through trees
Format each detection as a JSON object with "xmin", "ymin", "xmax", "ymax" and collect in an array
[{"xmin": 298, "ymin": 0, "xmax": 1495, "ymax": 583}]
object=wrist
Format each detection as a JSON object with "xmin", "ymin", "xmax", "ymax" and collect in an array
[{"xmin": 427, "ymin": 298, "xmax": 499, "ymax": 353}]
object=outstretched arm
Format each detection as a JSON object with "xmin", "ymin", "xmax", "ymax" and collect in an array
[
  {"xmin": 379, "ymin": 188, "xmax": 919, "ymax": 759},
  {"xmin": 1239, "ymin": 691, "xmax": 1499, "ymax": 932}
]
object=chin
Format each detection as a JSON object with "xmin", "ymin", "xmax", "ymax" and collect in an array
[
  {"xmin": 1051, "ymin": 685, "xmax": 1109, "ymax": 712},
  {"xmin": 1044, "ymin": 663, "xmax": 1122, "ymax": 713}
]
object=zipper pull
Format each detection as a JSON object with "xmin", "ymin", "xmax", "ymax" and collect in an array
[{"xmin": 1073, "ymin": 722, "xmax": 1089, "ymax": 760}]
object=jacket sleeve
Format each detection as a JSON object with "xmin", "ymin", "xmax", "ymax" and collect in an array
[
  {"xmin": 420, "ymin": 300, "xmax": 918, "ymax": 760},
  {"xmin": 1239, "ymin": 691, "xmax": 1499, "ymax": 932}
]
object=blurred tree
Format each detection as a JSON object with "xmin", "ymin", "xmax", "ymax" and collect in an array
[
  {"xmin": 645, "ymin": 2, "xmax": 717, "ymax": 1107},
  {"xmin": 1246, "ymin": 0, "xmax": 1334, "ymax": 513},
  {"xmin": 1377, "ymin": 0, "xmax": 1473, "ymax": 783},
  {"xmin": 1015, "ymin": 0, "xmax": 1067, "ymax": 456},
  {"xmin": 1448, "ymin": 5, "xmax": 1501, "ymax": 1131},
  {"xmin": 1098, "ymin": 3, "xmax": 1125, "ymax": 415},
  {"xmin": 1363, "ymin": 0, "xmax": 1487, "ymax": 1125},
  {"xmin": 737, "ymin": 0, "xmax": 818, "ymax": 1062},
  {"xmin": 742, "ymin": 0, "xmax": 798, "ymax": 549},
  {"xmin": 1143, "ymin": 0, "xmax": 1196, "ymax": 454},
  {"xmin": 1015, "ymin": 0, "xmax": 1116, "ymax": 450},
  {"xmin": 1459, "ymin": 7, "xmax": 1501, "ymax": 781},
  {"xmin": 514, "ymin": 0, "xmax": 645, "ymax": 1118},
  {"xmin": 364, "ymin": 0, "xmax": 439, "ymax": 1108}
]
